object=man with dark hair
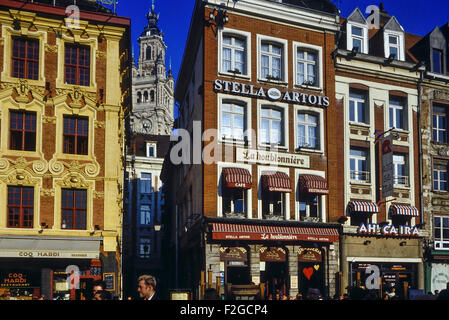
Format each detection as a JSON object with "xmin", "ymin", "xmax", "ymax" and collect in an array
[
  {"xmin": 436, "ymin": 282, "xmax": 449, "ymax": 300},
  {"xmin": 92, "ymin": 280, "xmax": 111, "ymax": 300},
  {"xmin": 137, "ymin": 275, "xmax": 158, "ymax": 300}
]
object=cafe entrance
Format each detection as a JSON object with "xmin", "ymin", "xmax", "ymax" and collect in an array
[
  {"xmin": 298, "ymin": 247, "xmax": 325, "ymax": 296},
  {"xmin": 220, "ymin": 247, "xmax": 250, "ymax": 286},
  {"xmin": 260, "ymin": 247, "xmax": 288, "ymax": 298}
]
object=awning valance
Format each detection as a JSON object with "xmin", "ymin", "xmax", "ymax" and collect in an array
[
  {"xmin": 262, "ymin": 171, "xmax": 292, "ymax": 193},
  {"xmin": 299, "ymin": 174, "xmax": 329, "ymax": 195},
  {"xmin": 389, "ymin": 204, "xmax": 419, "ymax": 217},
  {"xmin": 211, "ymin": 223, "xmax": 339, "ymax": 243},
  {"xmin": 348, "ymin": 201, "xmax": 379, "ymax": 214},
  {"xmin": 223, "ymin": 167, "xmax": 252, "ymax": 189}
]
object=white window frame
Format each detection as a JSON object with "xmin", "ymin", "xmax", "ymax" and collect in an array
[
  {"xmin": 218, "ymin": 28, "xmax": 251, "ymax": 80},
  {"xmin": 349, "ymin": 90, "xmax": 368, "ymax": 125},
  {"xmin": 293, "ymin": 42, "xmax": 323, "ymax": 90},
  {"xmin": 294, "ymin": 105, "xmax": 324, "ymax": 154},
  {"xmin": 257, "ymin": 166, "xmax": 290, "ymax": 220},
  {"xmin": 384, "ymin": 32, "xmax": 405, "ymax": 61},
  {"xmin": 217, "ymin": 163, "xmax": 252, "ymax": 219},
  {"xmin": 140, "ymin": 172, "xmax": 152, "ymax": 194},
  {"xmin": 146, "ymin": 142, "xmax": 157, "ymax": 158},
  {"xmin": 257, "ymin": 34, "xmax": 288, "ymax": 84},
  {"xmin": 434, "ymin": 216, "xmax": 449, "ymax": 250},
  {"xmin": 217, "ymin": 94, "xmax": 252, "ymax": 145},
  {"xmin": 433, "ymin": 106, "xmax": 448, "ymax": 143},
  {"xmin": 294, "ymin": 169, "xmax": 327, "ymax": 223},
  {"xmin": 140, "ymin": 205, "xmax": 151, "ymax": 225},
  {"xmin": 393, "ymin": 154, "xmax": 409, "ymax": 187},
  {"xmin": 433, "ymin": 163, "xmax": 448, "ymax": 192},
  {"xmin": 389, "ymin": 97, "xmax": 408, "ymax": 131},
  {"xmin": 347, "ymin": 23, "xmax": 369, "ymax": 54},
  {"xmin": 349, "ymin": 148, "xmax": 370, "ymax": 184},
  {"xmin": 138, "ymin": 237, "xmax": 151, "ymax": 259},
  {"xmin": 257, "ymin": 101, "xmax": 289, "ymax": 150}
]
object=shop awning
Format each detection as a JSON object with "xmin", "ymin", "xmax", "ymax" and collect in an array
[
  {"xmin": 299, "ymin": 174, "xmax": 329, "ymax": 195},
  {"xmin": 348, "ymin": 201, "xmax": 379, "ymax": 214},
  {"xmin": 223, "ymin": 167, "xmax": 252, "ymax": 189},
  {"xmin": 262, "ymin": 171, "xmax": 292, "ymax": 193},
  {"xmin": 389, "ymin": 204, "xmax": 419, "ymax": 217},
  {"xmin": 211, "ymin": 223, "xmax": 339, "ymax": 243}
]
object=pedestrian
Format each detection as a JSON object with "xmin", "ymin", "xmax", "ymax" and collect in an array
[
  {"xmin": 92, "ymin": 280, "xmax": 111, "ymax": 300},
  {"xmin": 137, "ymin": 274, "xmax": 158, "ymax": 300},
  {"xmin": 37, "ymin": 295, "xmax": 45, "ymax": 300},
  {"xmin": 434, "ymin": 290, "xmax": 440, "ymax": 296},
  {"xmin": 436, "ymin": 282, "xmax": 449, "ymax": 300},
  {"xmin": 305, "ymin": 288, "xmax": 321, "ymax": 300},
  {"xmin": 93, "ymin": 290, "xmax": 111, "ymax": 300},
  {"xmin": 295, "ymin": 293, "xmax": 303, "ymax": 300}
]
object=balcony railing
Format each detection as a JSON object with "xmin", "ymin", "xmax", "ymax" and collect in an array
[
  {"xmin": 350, "ymin": 171, "xmax": 370, "ymax": 183},
  {"xmin": 394, "ymin": 175, "xmax": 410, "ymax": 187}
]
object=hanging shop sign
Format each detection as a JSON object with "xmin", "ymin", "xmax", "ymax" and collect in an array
[
  {"xmin": 260, "ymin": 247, "xmax": 286, "ymax": 262},
  {"xmin": 219, "ymin": 247, "xmax": 248, "ymax": 262},
  {"xmin": 357, "ymin": 223, "xmax": 420, "ymax": 237},
  {"xmin": 0, "ymin": 271, "xmax": 39, "ymax": 288},
  {"xmin": 213, "ymin": 79, "xmax": 330, "ymax": 107}
]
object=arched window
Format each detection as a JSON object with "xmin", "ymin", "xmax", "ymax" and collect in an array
[
  {"xmin": 137, "ymin": 92, "xmax": 142, "ymax": 104},
  {"xmin": 150, "ymin": 90, "xmax": 155, "ymax": 102},
  {"xmin": 143, "ymin": 91, "xmax": 148, "ymax": 102},
  {"xmin": 146, "ymin": 46, "xmax": 152, "ymax": 61}
]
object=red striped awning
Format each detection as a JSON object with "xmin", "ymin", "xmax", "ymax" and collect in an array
[
  {"xmin": 211, "ymin": 223, "xmax": 339, "ymax": 243},
  {"xmin": 299, "ymin": 175, "xmax": 329, "ymax": 195},
  {"xmin": 262, "ymin": 171, "xmax": 292, "ymax": 193},
  {"xmin": 389, "ymin": 204, "xmax": 419, "ymax": 217},
  {"xmin": 348, "ymin": 201, "xmax": 379, "ymax": 214},
  {"xmin": 223, "ymin": 167, "xmax": 252, "ymax": 189}
]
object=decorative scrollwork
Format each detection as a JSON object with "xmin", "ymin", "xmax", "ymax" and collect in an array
[
  {"xmin": 85, "ymin": 163, "xmax": 100, "ymax": 177},
  {"xmin": 32, "ymin": 160, "xmax": 49, "ymax": 175},
  {"xmin": 0, "ymin": 158, "xmax": 10, "ymax": 172},
  {"xmin": 49, "ymin": 159, "xmax": 65, "ymax": 175}
]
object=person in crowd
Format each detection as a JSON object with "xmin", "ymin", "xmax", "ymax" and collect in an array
[
  {"xmin": 436, "ymin": 282, "xmax": 449, "ymax": 300},
  {"xmin": 137, "ymin": 274, "xmax": 158, "ymax": 300},
  {"xmin": 92, "ymin": 280, "xmax": 111, "ymax": 300},
  {"xmin": 295, "ymin": 293, "xmax": 303, "ymax": 300},
  {"xmin": 434, "ymin": 290, "xmax": 440, "ymax": 296},
  {"xmin": 93, "ymin": 290, "xmax": 111, "ymax": 300}
]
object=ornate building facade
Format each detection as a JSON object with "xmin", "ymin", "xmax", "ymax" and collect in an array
[{"xmin": 0, "ymin": 0, "xmax": 131, "ymax": 299}]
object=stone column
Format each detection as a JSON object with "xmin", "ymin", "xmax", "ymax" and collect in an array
[
  {"xmin": 205, "ymin": 244, "xmax": 221, "ymax": 289},
  {"xmin": 249, "ymin": 244, "xmax": 261, "ymax": 284},
  {"xmin": 287, "ymin": 245, "xmax": 299, "ymax": 298},
  {"xmin": 326, "ymin": 242, "xmax": 340, "ymax": 298}
]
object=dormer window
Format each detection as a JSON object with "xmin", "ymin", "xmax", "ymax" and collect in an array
[
  {"xmin": 383, "ymin": 17, "xmax": 405, "ymax": 61},
  {"xmin": 351, "ymin": 26, "xmax": 364, "ymax": 53},
  {"xmin": 388, "ymin": 35, "xmax": 399, "ymax": 58},
  {"xmin": 433, "ymin": 49, "xmax": 444, "ymax": 74}
]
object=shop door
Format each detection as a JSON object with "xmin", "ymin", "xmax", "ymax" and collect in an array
[
  {"xmin": 298, "ymin": 247, "xmax": 325, "ymax": 297},
  {"xmin": 220, "ymin": 247, "xmax": 250, "ymax": 286},
  {"xmin": 227, "ymin": 265, "xmax": 250, "ymax": 285},
  {"xmin": 260, "ymin": 247, "xmax": 288, "ymax": 299}
]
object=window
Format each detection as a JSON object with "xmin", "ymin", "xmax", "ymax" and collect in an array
[
  {"xmin": 11, "ymin": 37, "xmax": 39, "ymax": 80},
  {"xmin": 9, "ymin": 111, "xmax": 36, "ymax": 151},
  {"xmin": 262, "ymin": 191, "xmax": 286, "ymax": 216},
  {"xmin": 349, "ymin": 90, "xmax": 368, "ymax": 124},
  {"xmin": 65, "ymin": 44, "xmax": 90, "ymax": 86},
  {"xmin": 434, "ymin": 216, "xmax": 449, "ymax": 250},
  {"xmin": 140, "ymin": 205, "xmax": 151, "ymax": 225},
  {"xmin": 222, "ymin": 34, "xmax": 246, "ymax": 75},
  {"xmin": 137, "ymin": 92, "xmax": 142, "ymax": 104},
  {"xmin": 7, "ymin": 186, "xmax": 34, "ymax": 228},
  {"xmin": 63, "ymin": 116, "xmax": 88, "ymax": 155},
  {"xmin": 433, "ymin": 105, "xmax": 448, "ymax": 143},
  {"xmin": 150, "ymin": 90, "xmax": 155, "ymax": 102},
  {"xmin": 393, "ymin": 154, "xmax": 409, "ymax": 187},
  {"xmin": 389, "ymin": 97, "xmax": 406, "ymax": 130},
  {"xmin": 391, "ymin": 214, "xmax": 411, "ymax": 229},
  {"xmin": 433, "ymin": 49, "xmax": 444, "ymax": 74},
  {"xmin": 221, "ymin": 102, "xmax": 245, "ymax": 141},
  {"xmin": 61, "ymin": 189, "xmax": 87, "ymax": 230},
  {"xmin": 140, "ymin": 173, "xmax": 152, "ymax": 194},
  {"xmin": 388, "ymin": 35, "xmax": 399, "ymax": 59},
  {"xmin": 297, "ymin": 112, "xmax": 318, "ymax": 150},
  {"xmin": 351, "ymin": 26, "xmax": 364, "ymax": 53},
  {"xmin": 146, "ymin": 46, "xmax": 152, "ymax": 60},
  {"xmin": 296, "ymin": 49, "xmax": 317, "ymax": 86},
  {"xmin": 260, "ymin": 41, "xmax": 283, "ymax": 80},
  {"xmin": 299, "ymin": 194, "xmax": 319, "ymax": 222},
  {"xmin": 139, "ymin": 237, "xmax": 151, "ymax": 259},
  {"xmin": 350, "ymin": 148, "xmax": 370, "ymax": 183},
  {"xmin": 260, "ymin": 106, "xmax": 284, "ymax": 146},
  {"xmin": 350, "ymin": 212, "xmax": 372, "ymax": 227},
  {"xmin": 434, "ymin": 163, "xmax": 448, "ymax": 192},
  {"xmin": 222, "ymin": 187, "xmax": 246, "ymax": 215},
  {"xmin": 146, "ymin": 143, "xmax": 157, "ymax": 157}
]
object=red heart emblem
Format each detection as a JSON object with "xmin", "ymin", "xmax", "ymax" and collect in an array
[{"xmin": 303, "ymin": 267, "xmax": 314, "ymax": 280}]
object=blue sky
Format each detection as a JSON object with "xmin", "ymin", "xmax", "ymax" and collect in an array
[{"xmin": 115, "ymin": 0, "xmax": 449, "ymax": 120}]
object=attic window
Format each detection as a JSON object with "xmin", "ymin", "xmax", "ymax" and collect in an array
[
  {"xmin": 433, "ymin": 49, "xmax": 444, "ymax": 74},
  {"xmin": 351, "ymin": 26, "xmax": 364, "ymax": 53}
]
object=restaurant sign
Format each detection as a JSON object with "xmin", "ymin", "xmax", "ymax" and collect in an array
[
  {"xmin": 0, "ymin": 271, "xmax": 39, "ymax": 288},
  {"xmin": 357, "ymin": 223, "xmax": 420, "ymax": 237},
  {"xmin": 236, "ymin": 148, "xmax": 310, "ymax": 168},
  {"xmin": 213, "ymin": 79, "xmax": 330, "ymax": 107},
  {"xmin": 0, "ymin": 250, "xmax": 99, "ymax": 259}
]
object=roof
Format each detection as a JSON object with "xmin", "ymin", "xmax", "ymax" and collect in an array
[{"xmin": 280, "ymin": 0, "xmax": 338, "ymax": 15}]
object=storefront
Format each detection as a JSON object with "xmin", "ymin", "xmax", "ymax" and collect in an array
[
  {"xmin": 206, "ymin": 218, "xmax": 341, "ymax": 299},
  {"xmin": 0, "ymin": 236, "xmax": 104, "ymax": 300}
]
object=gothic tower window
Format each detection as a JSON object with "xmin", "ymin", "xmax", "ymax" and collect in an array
[
  {"xmin": 144, "ymin": 91, "xmax": 148, "ymax": 102},
  {"xmin": 150, "ymin": 90, "xmax": 155, "ymax": 102},
  {"xmin": 146, "ymin": 46, "xmax": 152, "ymax": 61}
]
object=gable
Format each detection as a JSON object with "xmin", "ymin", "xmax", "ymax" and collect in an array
[
  {"xmin": 347, "ymin": 8, "xmax": 367, "ymax": 25},
  {"xmin": 384, "ymin": 16, "xmax": 404, "ymax": 33}
]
